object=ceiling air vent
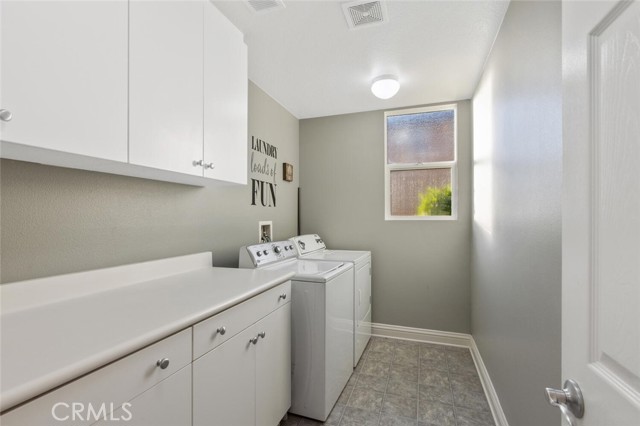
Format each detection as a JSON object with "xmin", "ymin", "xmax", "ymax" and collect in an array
[
  {"xmin": 246, "ymin": 0, "xmax": 285, "ymax": 13},
  {"xmin": 342, "ymin": 0, "xmax": 388, "ymax": 29}
]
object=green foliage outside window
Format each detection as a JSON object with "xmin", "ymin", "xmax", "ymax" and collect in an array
[{"xmin": 416, "ymin": 185, "xmax": 452, "ymax": 216}]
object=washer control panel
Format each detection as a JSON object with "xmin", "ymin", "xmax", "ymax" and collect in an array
[{"xmin": 243, "ymin": 241, "xmax": 297, "ymax": 267}]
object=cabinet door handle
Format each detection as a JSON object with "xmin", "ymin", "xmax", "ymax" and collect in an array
[
  {"xmin": 249, "ymin": 337, "xmax": 258, "ymax": 345},
  {"xmin": 193, "ymin": 159, "xmax": 204, "ymax": 167},
  {"xmin": 216, "ymin": 326, "xmax": 226, "ymax": 336},
  {"xmin": 278, "ymin": 293, "xmax": 287, "ymax": 301},
  {"xmin": 204, "ymin": 162, "xmax": 215, "ymax": 169},
  {"xmin": 258, "ymin": 331, "xmax": 266, "ymax": 339},
  {"xmin": 156, "ymin": 358, "xmax": 170, "ymax": 369},
  {"xmin": 0, "ymin": 109, "xmax": 12, "ymax": 122}
]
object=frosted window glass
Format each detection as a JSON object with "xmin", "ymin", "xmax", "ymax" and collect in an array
[
  {"xmin": 390, "ymin": 169, "xmax": 452, "ymax": 216},
  {"xmin": 386, "ymin": 110, "xmax": 454, "ymax": 164}
]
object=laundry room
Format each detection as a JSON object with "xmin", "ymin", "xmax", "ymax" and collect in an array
[{"xmin": 1, "ymin": 1, "xmax": 638, "ymax": 426}]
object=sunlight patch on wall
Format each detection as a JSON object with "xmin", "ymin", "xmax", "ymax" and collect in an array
[{"xmin": 473, "ymin": 70, "xmax": 495, "ymax": 237}]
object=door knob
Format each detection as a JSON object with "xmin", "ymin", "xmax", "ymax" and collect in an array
[{"xmin": 545, "ymin": 379, "xmax": 584, "ymax": 426}]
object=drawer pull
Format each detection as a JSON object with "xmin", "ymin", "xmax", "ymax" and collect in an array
[
  {"xmin": 249, "ymin": 337, "xmax": 258, "ymax": 345},
  {"xmin": 0, "ymin": 109, "xmax": 12, "ymax": 122},
  {"xmin": 278, "ymin": 293, "xmax": 287, "ymax": 301},
  {"xmin": 156, "ymin": 358, "xmax": 170, "ymax": 370},
  {"xmin": 216, "ymin": 326, "xmax": 226, "ymax": 336},
  {"xmin": 258, "ymin": 331, "xmax": 266, "ymax": 339}
]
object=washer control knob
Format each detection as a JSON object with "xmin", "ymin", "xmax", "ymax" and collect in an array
[
  {"xmin": 289, "ymin": 245, "xmax": 294, "ymax": 250},
  {"xmin": 256, "ymin": 251, "xmax": 262, "ymax": 257},
  {"xmin": 263, "ymin": 250, "xmax": 268, "ymax": 255},
  {"xmin": 274, "ymin": 246, "xmax": 281, "ymax": 254}
]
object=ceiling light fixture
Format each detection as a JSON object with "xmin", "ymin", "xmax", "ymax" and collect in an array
[{"xmin": 371, "ymin": 75, "xmax": 399, "ymax": 99}]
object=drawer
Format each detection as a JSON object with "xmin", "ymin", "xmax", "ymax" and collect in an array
[
  {"xmin": 1, "ymin": 328, "xmax": 191, "ymax": 426},
  {"xmin": 193, "ymin": 281, "xmax": 291, "ymax": 359}
]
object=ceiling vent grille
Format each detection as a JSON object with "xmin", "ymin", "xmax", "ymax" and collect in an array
[
  {"xmin": 246, "ymin": 0, "xmax": 285, "ymax": 13},
  {"xmin": 342, "ymin": 1, "xmax": 387, "ymax": 29}
]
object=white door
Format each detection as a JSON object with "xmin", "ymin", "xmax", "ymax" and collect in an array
[
  {"xmin": 94, "ymin": 366, "xmax": 192, "ymax": 426},
  {"xmin": 129, "ymin": 0, "xmax": 204, "ymax": 176},
  {"xmin": 192, "ymin": 325, "xmax": 256, "ymax": 426},
  {"xmin": 561, "ymin": 1, "xmax": 640, "ymax": 425},
  {"xmin": 255, "ymin": 304, "xmax": 291, "ymax": 426},
  {"xmin": 203, "ymin": 1, "xmax": 248, "ymax": 184},
  {"xmin": 0, "ymin": 0, "xmax": 128, "ymax": 160}
]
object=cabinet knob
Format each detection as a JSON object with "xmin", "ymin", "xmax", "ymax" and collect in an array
[
  {"xmin": 216, "ymin": 326, "xmax": 226, "ymax": 335},
  {"xmin": 258, "ymin": 331, "xmax": 266, "ymax": 339},
  {"xmin": 249, "ymin": 337, "xmax": 258, "ymax": 345},
  {"xmin": 0, "ymin": 109, "xmax": 12, "ymax": 122},
  {"xmin": 156, "ymin": 358, "xmax": 170, "ymax": 369},
  {"xmin": 204, "ymin": 162, "xmax": 215, "ymax": 169},
  {"xmin": 278, "ymin": 293, "xmax": 287, "ymax": 301},
  {"xmin": 193, "ymin": 159, "xmax": 204, "ymax": 167}
]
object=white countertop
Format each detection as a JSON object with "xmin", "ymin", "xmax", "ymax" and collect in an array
[{"xmin": 0, "ymin": 253, "xmax": 294, "ymax": 412}]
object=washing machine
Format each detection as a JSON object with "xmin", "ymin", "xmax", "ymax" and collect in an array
[
  {"xmin": 290, "ymin": 234, "xmax": 372, "ymax": 367},
  {"xmin": 239, "ymin": 240, "xmax": 354, "ymax": 422}
]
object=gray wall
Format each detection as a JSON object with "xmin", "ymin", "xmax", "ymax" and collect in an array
[
  {"xmin": 299, "ymin": 101, "xmax": 472, "ymax": 333},
  {"xmin": 471, "ymin": 1, "xmax": 562, "ymax": 425},
  {"xmin": 0, "ymin": 81, "xmax": 299, "ymax": 283}
]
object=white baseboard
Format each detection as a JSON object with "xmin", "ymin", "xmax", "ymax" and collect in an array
[
  {"xmin": 469, "ymin": 338, "xmax": 509, "ymax": 426},
  {"xmin": 371, "ymin": 322, "xmax": 472, "ymax": 347},
  {"xmin": 371, "ymin": 322, "xmax": 509, "ymax": 426}
]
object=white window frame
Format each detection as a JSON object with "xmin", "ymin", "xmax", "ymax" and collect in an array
[{"xmin": 384, "ymin": 104, "xmax": 458, "ymax": 221}]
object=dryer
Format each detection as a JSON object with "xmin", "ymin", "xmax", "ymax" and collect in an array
[
  {"xmin": 239, "ymin": 241, "xmax": 354, "ymax": 422},
  {"xmin": 290, "ymin": 234, "xmax": 372, "ymax": 367}
]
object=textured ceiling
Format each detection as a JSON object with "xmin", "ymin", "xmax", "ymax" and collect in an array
[{"xmin": 213, "ymin": 0, "xmax": 509, "ymax": 119}]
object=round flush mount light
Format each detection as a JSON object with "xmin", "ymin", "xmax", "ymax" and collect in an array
[{"xmin": 371, "ymin": 75, "xmax": 400, "ymax": 99}]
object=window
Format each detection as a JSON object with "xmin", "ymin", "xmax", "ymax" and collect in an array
[{"xmin": 384, "ymin": 105, "xmax": 457, "ymax": 220}]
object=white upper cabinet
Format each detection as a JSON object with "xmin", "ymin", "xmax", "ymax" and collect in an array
[
  {"xmin": 203, "ymin": 2, "xmax": 248, "ymax": 184},
  {"xmin": 1, "ymin": 0, "xmax": 247, "ymax": 186},
  {"xmin": 129, "ymin": 0, "xmax": 204, "ymax": 176},
  {"xmin": 0, "ymin": 0, "xmax": 128, "ymax": 161}
]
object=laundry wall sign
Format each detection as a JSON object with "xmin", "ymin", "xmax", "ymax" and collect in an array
[{"xmin": 250, "ymin": 136, "xmax": 277, "ymax": 207}]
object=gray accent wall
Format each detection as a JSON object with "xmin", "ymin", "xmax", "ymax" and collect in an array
[
  {"xmin": 0, "ymin": 81, "xmax": 299, "ymax": 283},
  {"xmin": 299, "ymin": 101, "xmax": 472, "ymax": 333},
  {"xmin": 471, "ymin": 1, "xmax": 562, "ymax": 425}
]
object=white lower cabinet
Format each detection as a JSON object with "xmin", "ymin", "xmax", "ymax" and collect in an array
[
  {"xmin": 193, "ymin": 325, "xmax": 257, "ymax": 426},
  {"xmin": 0, "ymin": 328, "xmax": 192, "ymax": 426},
  {"xmin": 0, "ymin": 284, "xmax": 291, "ymax": 426},
  {"xmin": 93, "ymin": 366, "xmax": 191, "ymax": 426},
  {"xmin": 255, "ymin": 304, "xmax": 292, "ymax": 426},
  {"xmin": 193, "ymin": 302, "xmax": 291, "ymax": 426}
]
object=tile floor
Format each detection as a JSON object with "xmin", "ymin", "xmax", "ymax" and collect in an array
[{"xmin": 283, "ymin": 337, "xmax": 496, "ymax": 426}]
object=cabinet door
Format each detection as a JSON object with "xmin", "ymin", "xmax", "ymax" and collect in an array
[
  {"xmin": 93, "ymin": 366, "xmax": 191, "ymax": 426},
  {"xmin": 0, "ymin": 0, "xmax": 127, "ymax": 161},
  {"xmin": 193, "ymin": 325, "xmax": 256, "ymax": 426},
  {"xmin": 129, "ymin": 0, "xmax": 204, "ymax": 176},
  {"xmin": 255, "ymin": 304, "xmax": 291, "ymax": 426},
  {"xmin": 203, "ymin": 2, "xmax": 248, "ymax": 184}
]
